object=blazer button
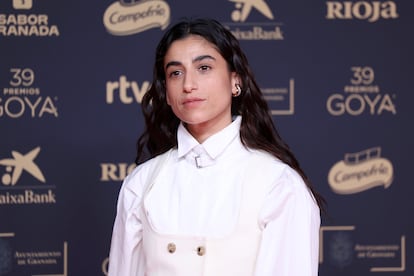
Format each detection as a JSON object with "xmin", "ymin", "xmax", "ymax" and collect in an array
[
  {"xmin": 197, "ymin": 246, "xmax": 205, "ymax": 256},
  {"xmin": 167, "ymin": 243, "xmax": 176, "ymax": 253}
]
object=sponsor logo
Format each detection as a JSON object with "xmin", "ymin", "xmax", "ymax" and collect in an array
[
  {"xmin": 13, "ymin": 0, "xmax": 33, "ymax": 9},
  {"xmin": 106, "ymin": 75, "xmax": 150, "ymax": 104},
  {"xmin": 103, "ymin": 0, "xmax": 170, "ymax": 36},
  {"xmin": 230, "ymin": 0, "xmax": 274, "ymax": 21},
  {"xmin": 320, "ymin": 226, "xmax": 406, "ymax": 272},
  {"xmin": 0, "ymin": 0, "xmax": 60, "ymax": 37},
  {"xmin": 326, "ymin": 1, "xmax": 399, "ymax": 22},
  {"xmin": 0, "ymin": 147, "xmax": 45, "ymax": 186},
  {"xmin": 0, "ymin": 147, "xmax": 57, "ymax": 205},
  {"xmin": 1, "ymin": 68, "xmax": 59, "ymax": 119},
  {"xmin": 328, "ymin": 147, "xmax": 393, "ymax": 194},
  {"xmin": 100, "ymin": 163, "xmax": 136, "ymax": 182},
  {"xmin": 223, "ymin": 0, "xmax": 283, "ymax": 41},
  {"xmin": 105, "ymin": 76, "xmax": 294, "ymax": 115},
  {"xmin": 263, "ymin": 78, "xmax": 295, "ymax": 115},
  {"xmin": 0, "ymin": 233, "xmax": 68, "ymax": 275},
  {"xmin": 327, "ymin": 66, "xmax": 396, "ymax": 116}
]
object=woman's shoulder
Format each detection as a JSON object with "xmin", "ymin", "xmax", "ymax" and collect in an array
[
  {"xmin": 247, "ymin": 149, "xmax": 288, "ymax": 170},
  {"xmin": 122, "ymin": 149, "xmax": 174, "ymax": 196},
  {"xmin": 247, "ymin": 149, "xmax": 307, "ymax": 189}
]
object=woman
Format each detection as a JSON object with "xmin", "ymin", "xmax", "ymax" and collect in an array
[{"xmin": 109, "ymin": 17, "xmax": 325, "ymax": 276}]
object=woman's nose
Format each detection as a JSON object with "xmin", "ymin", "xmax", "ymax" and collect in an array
[{"xmin": 183, "ymin": 71, "xmax": 197, "ymax": 93}]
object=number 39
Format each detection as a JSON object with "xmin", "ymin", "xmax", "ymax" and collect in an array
[
  {"xmin": 350, "ymin": 66, "xmax": 374, "ymax": 85},
  {"xmin": 10, "ymin": 68, "xmax": 35, "ymax": 86}
]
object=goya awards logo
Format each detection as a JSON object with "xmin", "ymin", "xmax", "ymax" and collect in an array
[
  {"xmin": 224, "ymin": 0, "xmax": 283, "ymax": 40},
  {"xmin": 0, "ymin": 0, "xmax": 60, "ymax": 37},
  {"xmin": 327, "ymin": 66, "xmax": 396, "ymax": 116},
  {"xmin": 328, "ymin": 147, "xmax": 394, "ymax": 194},
  {"xmin": 103, "ymin": 0, "xmax": 170, "ymax": 36},
  {"xmin": 1, "ymin": 68, "xmax": 59, "ymax": 119},
  {"xmin": 106, "ymin": 75, "xmax": 150, "ymax": 104},
  {"xmin": 326, "ymin": 1, "xmax": 399, "ymax": 22},
  {"xmin": 0, "ymin": 147, "xmax": 56, "ymax": 204}
]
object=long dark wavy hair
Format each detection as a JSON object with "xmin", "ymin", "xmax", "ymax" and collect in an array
[{"xmin": 136, "ymin": 18, "xmax": 326, "ymax": 211}]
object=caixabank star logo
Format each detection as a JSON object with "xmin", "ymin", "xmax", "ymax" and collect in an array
[
  {"xmin": 224, "ymin": 0, "xmax": 283, "ymax": 41},
  {"xmin": 222, "ymin": 1, "xmax": 294, "ymax": 116},
  {"xmin": 0, "ymin": 147, "xmax": 45, "ymax": 186},
  {"xmin": 0, "ymin": 147, "xmax": 56, "ymax": 205}
]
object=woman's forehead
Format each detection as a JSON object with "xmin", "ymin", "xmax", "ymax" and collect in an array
[{"xmin": 164, "ymin": 35, "xmax": 221, "ymax": 62}]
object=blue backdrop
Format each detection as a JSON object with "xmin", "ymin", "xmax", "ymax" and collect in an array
[{"xmin": 1, "ymin": 0, "xmax": 412, "ymax": 275}]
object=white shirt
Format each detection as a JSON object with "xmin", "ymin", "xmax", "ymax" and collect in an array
[{"xmin": 109, "ymin": 116, "xmax": 321, "ymax": 275}]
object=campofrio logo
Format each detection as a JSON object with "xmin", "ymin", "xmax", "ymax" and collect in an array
[
  {"xmin": 328, "ymin": 147, "xmax": 393, "ymax": 194},
  {"xmin": 103, "ymin": 0, "xmax": 170, "ymax": 36}
]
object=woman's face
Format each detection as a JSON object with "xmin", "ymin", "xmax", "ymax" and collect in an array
[{"xmin": 164, "ymin": 35, "xmax": 239, "ymax": 142}]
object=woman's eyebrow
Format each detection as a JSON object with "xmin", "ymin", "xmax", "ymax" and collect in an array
[
  {"xmin": 165, "ymin": 61, "xmax": 182, "ymax": 69},
  {"xmin": 165, "ymin": 55, "xmax": 216, "ymax": 69},
  {"xmin": 193, "ymin": 54, "xmax": 216, "ymax": 63}
]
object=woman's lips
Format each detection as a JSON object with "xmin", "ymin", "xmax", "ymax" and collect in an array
[{"xmin": 183, "ymin": 97, "xmax": 205, "ymax": 106}]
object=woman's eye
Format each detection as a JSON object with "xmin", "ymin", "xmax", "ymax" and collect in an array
[
  {"xmin": 169, "ymin": 70, "xmax": 182, "ymax": 77},
  {"xmin": 199, "ymin": 65, "xmax": 211, "ymax": 71}
]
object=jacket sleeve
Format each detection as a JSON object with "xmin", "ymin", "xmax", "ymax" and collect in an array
[
  {"xmin": 108, "ymin": 173, "xmax": 146, "ymax": 276},
  {"xmin": 255, "ymin": 166, "xmax": 321, "ymax": 276},
  {"xmin": 108, "ymin": 150, "xmax": 172, "ymax": 275}
]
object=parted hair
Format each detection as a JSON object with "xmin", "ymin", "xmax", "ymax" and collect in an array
[{"xmin": 136, "ymin": 17, "xmax": 326, "ymax": 210}]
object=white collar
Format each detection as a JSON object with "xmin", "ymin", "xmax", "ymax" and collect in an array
[{"xmin": 177, "ymin": 116, "xmax": 241, "ymax": 165}]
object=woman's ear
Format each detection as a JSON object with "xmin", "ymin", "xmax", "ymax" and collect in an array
[
  {"xmin": 231, "ymin": 73, "xmax": 242, "ymax": 97},
  {"xmin": 231, "ymin": 72, "xmax": 241, "ymax": 87}
]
